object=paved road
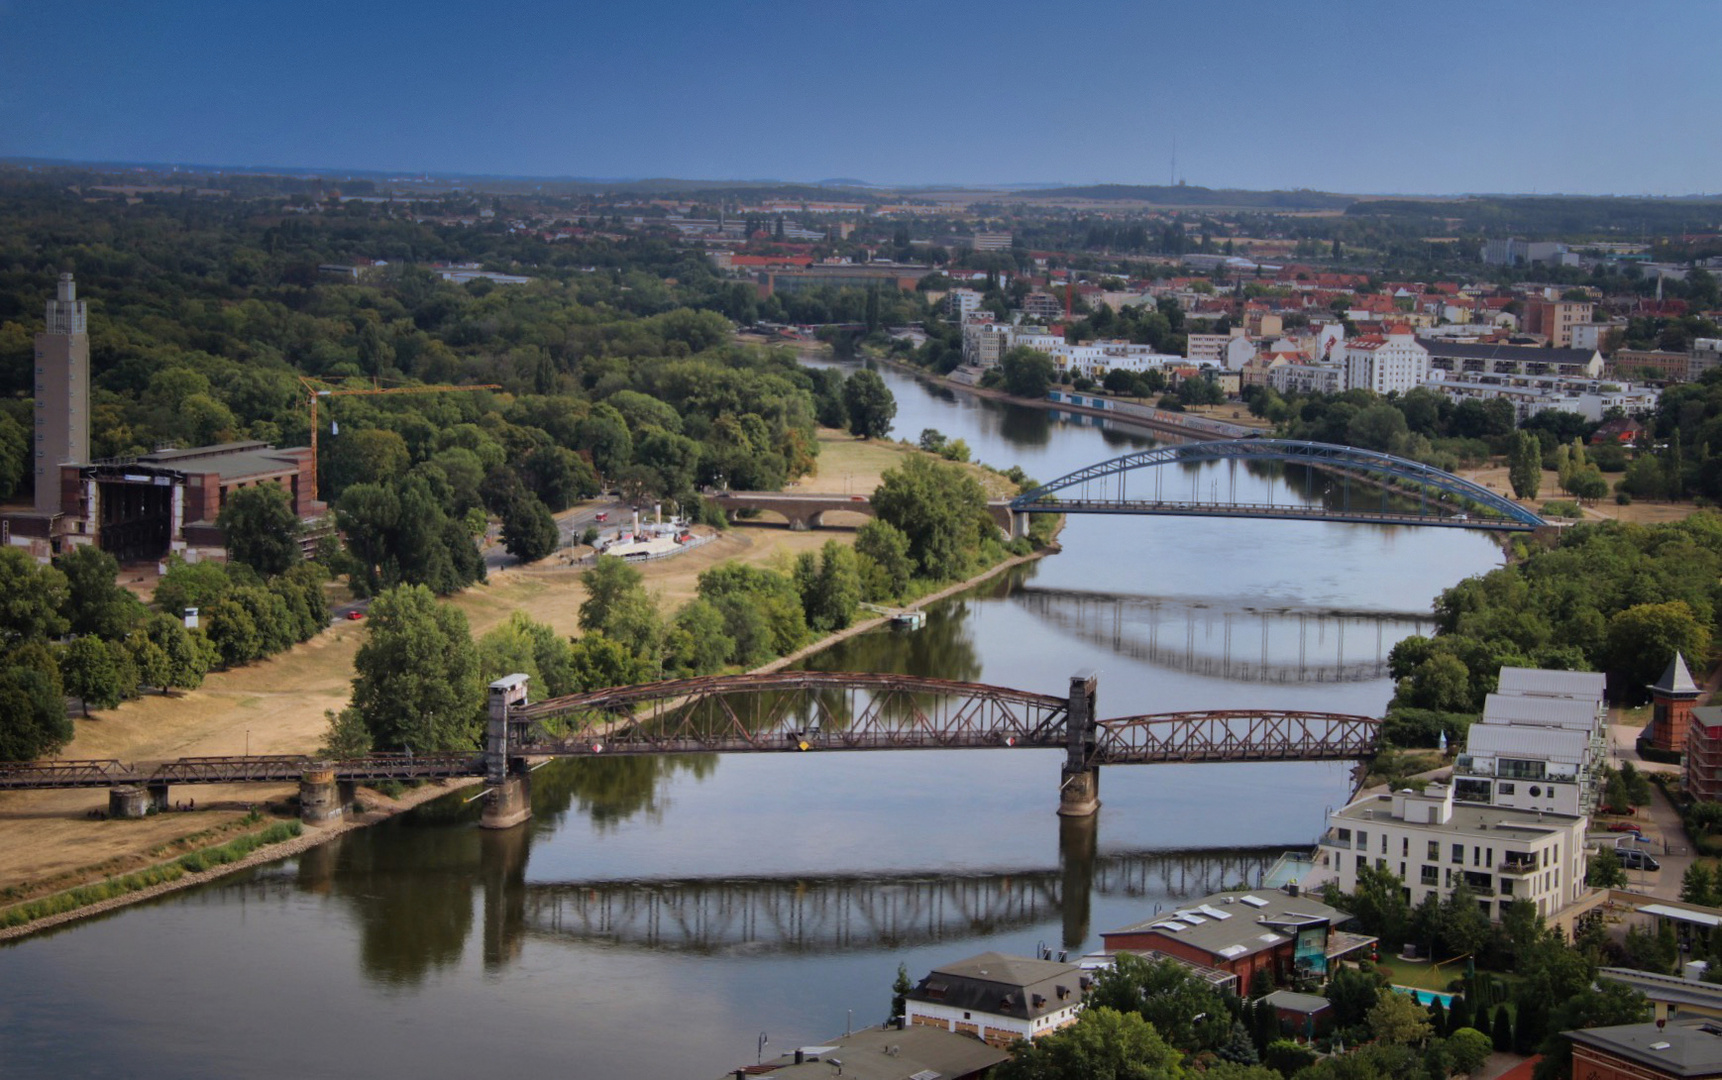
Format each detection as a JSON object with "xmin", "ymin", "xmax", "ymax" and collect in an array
[
  {"xmin": 1605, "ymin": 721, "xmax": 1691, "ymax": 899},
  {"xmin": 483, "ymin": 496, "xmax": 622, "ymax": 570}
]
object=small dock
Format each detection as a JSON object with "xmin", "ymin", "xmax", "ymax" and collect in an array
[{"xmin": 860, "ymin": 603, "xmax": 926, "ymax": 630}]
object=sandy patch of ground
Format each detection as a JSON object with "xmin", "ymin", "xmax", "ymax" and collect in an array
[{"xmin": 1456, "ymin": 464, "xmax": 1701, "ymax": 526}]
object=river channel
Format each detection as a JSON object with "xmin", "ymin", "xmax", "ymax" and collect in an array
[{"xmin": 0, "ymin": 362, "xmax": 1504, "ymax": 1079}]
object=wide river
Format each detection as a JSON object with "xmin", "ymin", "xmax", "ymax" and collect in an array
[{"xmin": 0, "ymin": 362, "xmax": 1503, "ymax": 1079}]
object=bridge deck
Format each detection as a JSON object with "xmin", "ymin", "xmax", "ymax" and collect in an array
[{"xmin": 1015, "ymin": 497, "xmax": 1537, "ymax": 531}]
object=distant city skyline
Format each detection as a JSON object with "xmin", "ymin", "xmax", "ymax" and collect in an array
[{"xmin": 1, "ymin": 0, "xmax": 1716, "ymax": 197}]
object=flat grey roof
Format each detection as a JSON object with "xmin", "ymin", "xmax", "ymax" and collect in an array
[
  {"xmin": 1567, "ymin": 1021, "xmax": 1722, "ymax": 1078},
  {"xmin": 1481, "ymin": 692, "xmax": 1601, "ymax": 730},
  {"xmin": 1263, "ymin": 990, "xmax": 1332, "ymax": 1014},
  {"xmin": 136, "ymin": 443, "xmax": 308, "ymax": 482},
  {"xmin": 1332, "ymin": 794, "xmax": 1580, "ymax": 841},
  {"xmin": 1419, "ymin": 339, "xmax": 1601, "ymax": 366},
  {"xmin": 1104, "ymin": 890, "xmax": 1347, "ymax": 963},
  {"xmin": 731, "ymin": 1024, "xmax": 1010, "ymax": 1080}
]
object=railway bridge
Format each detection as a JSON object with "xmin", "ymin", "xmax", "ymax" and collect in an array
[{"xmin": 0, "ymin": 671, "xmax": 1379, "ymax": 830}]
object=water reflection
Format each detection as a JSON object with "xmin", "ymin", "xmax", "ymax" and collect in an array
[{"xmin": 1015, "ymin": 586, "xmax": 1432, "ymax": 684}]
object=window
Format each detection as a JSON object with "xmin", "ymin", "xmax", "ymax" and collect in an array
[
  {"xmin": 1381, "ymin": 834, "xmax": 1388, "ymax": 855},
  {"xmin": 1402, "ymin": 838, "xmax": 1410, "ymax": 857},
  {"xmin": 1356, "ymin": 856, "xmax": 1366, "ymax": 872},
  {"xmin": 1357, "ymin": 831, "xmax": 1367, "ymax": 851},
  {"xmin": 1451, "ymin": 844, "xmax": 1464, "ymax": 864},
  {"xmin": 1428, "ymin": 841, "xmax": 1439, "ymax": 860},
  {"xmin": 1498, "ymin": 783, "xmax": 1515, "ymax": 795},
  {"xmin": 1421, "ymin": 865, "xmax": 1439, "ymax": 885}
]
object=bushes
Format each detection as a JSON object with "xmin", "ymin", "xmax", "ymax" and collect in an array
[{"xmin": 177, "ymin": 821, "xmax": 301, "ymax": 872}]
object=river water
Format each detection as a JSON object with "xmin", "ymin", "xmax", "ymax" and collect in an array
[{"xmin": 0, "ymin": 363, "xmax": 1503, "ymax": 1079}]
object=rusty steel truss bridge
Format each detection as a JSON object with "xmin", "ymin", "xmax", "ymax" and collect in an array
[{"xmin": 0, "ymin": 670, "xmax": 1378, "ymax": 827}]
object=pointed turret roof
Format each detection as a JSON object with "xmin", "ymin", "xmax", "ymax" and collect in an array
[{"xmin": 1651, "ymin": 652, "xmax": 1702, "ymax": 698}]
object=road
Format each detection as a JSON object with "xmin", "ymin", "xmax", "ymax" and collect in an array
[{"xmin": 482, "ymin": 495, "xmax": 623, "ymax": 570}]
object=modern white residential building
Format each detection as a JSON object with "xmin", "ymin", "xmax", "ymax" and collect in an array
[
  {"xmin": 1187, "ymin": 330, "xmax": 1255, "ymax": 370},
  {"xmin": 1048, "ymin": 343, "xmax": 1182, "ymax": 381},
  {"xmin": 1452, "ymin": 667, "xmax": 1608, "ymax": 817},
  {"xmin": 1422, "ymin": 372, "xmax": 1658, "ymax": 423},
  {"xmin": 947, "ymin": 288, "xmax": 983, "ymax": 321},
  {"xmin": 905, "ymin": 952, "xmax": 1087, "ymax": 1049},
  {"xmin": 1343, "ymin": 329, "xmax": 1430, "ymax": 395},
  {"xmin": 1270, "ymin": 361, "xmax": 1345, "ymax": 396},
  {"xmin": 1316, "ymin": 783, "xmax": 1589, "ymax": 920}
]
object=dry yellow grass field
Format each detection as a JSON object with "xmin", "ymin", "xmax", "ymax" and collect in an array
[{"xmin": 0, "ymin": 427, "xmax": 981, "ymax": 894}]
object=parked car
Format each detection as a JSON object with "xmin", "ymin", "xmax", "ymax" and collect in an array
[
  {"xmin": 1618, "ymin": 849, "xmax": 1660, "ymax": 871},
  {"xmin": 594, "ymin": 512, "xmax": 608, "ymax": 522},
  {"xmin": 1606, "ymin": 822, "xmax": 1643, "ymax": 833},
  {"xmin": 345, "ymin": 610, "xmax": 364, "ymax": 621}
]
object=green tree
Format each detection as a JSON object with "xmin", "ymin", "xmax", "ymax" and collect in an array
[
  {"xmin": 579, "ymin": 556, "xmax": 662, "ymax": 658},
  {"xmin": 1588, "ymin": 847, "xmax": 1627, "ymax": 888},
  {"xmin": 871, "ymin": 455, "xmax": 992, "ymax": 580},
  {"xmin": 1326, "ymin": 964, "xmax": 1385, "ymax": 1029},
  {"xmin": 662, "ymin": 599, "xmax": 730, "ymax": 678},
  {"xmin": 996, "ymin": 1006, "xmax": 1187, "ymax": 1080},
  {"xmin": 217, "ymin": 483, "xmax": 303, "ymax": 576},
  {"xmin": 854, "ymin": 518, "xmax": 913, "ymax": 600},
  {"xmin": 55, "ymin": 545, "xmax": 144, "ymax": 639},
  {"xmin": 1509, "ymin": 431, "xmax": 1542, "ymax": 500},
  {"xmin": 1347, "ymin": 404, "xmax": 1410, "ymax": 453},
  {"xmin": 143, "ymin": 612, "xmax": 209, "ymax": 693},
  {"xmin": 325, "ymin": 427, "xmax": 411, "ymax": 500},
  {"xmin": 1437, "ymin": 883, "xmax": 1493, "ymax": 958},
  {"xmin": 502, "ymin": 492, "xmax": 559, "ymax": 563},
  {"xmin": 62, "ymin": 635, "xmax": 125, "ymax": 715},
  {"xmin": 1604, "ymin": 602, "xmax": 1710, "ymax": 694},
  {"xmin": 1000, "ymin": 345, "xmax": 1058, "ymax": 399},
  {"xmin": 842, "ymin": 369, "xmax": 896, "ymax": 439},
  {"xmin": 1447, "ymin": 1028, "xmax": 1492, "ymax": 1075},
  {"xmin": 152, "ymin": 557, "xmax": 234, "ymax": 618},
  {"xmin": 0, "ymin": 548, "xmax": 69, "ymax": 647},
  {"xmin": 1088, "ymin": 953, "xmax": 1232, "ymax": 1053},
  {"xmin": 350, "ymin": 584, "xmax": 483, "ymax": 752},
  {"xmin": 319, "ymin": 706, "xmax": 373, "ymax": 759},
  {"xmin": 1490, "ymin": 1004, "xmax": 1514, "ymax": 1052},
  {"xmin": 566, "ymin": 631, "xmax": 656, "ymax": 692},
  {"xmin": 126, "ymin": 632, "xmax": 171, "ymax": 693},
  {"xmin": 799, "ymin": 540, "xmax": 860, "ymax": 633},
  {"xmin": 1683, "ymin": 862, "xmax": 1720, "ymax": 907},
  {"xmin": 891, "ymin": 962, "xmax": 911, "ymax": 1021},
  {"xmin": 203, "ymin": 595, "xmax": 263, "ymax": 667},
  {"xmin": 0, "ymin": 666, "xmax": 72, "ymax": 762},
  {"xmin": 1369, "ymin": 990, "xmax": 1434, "ymax": 1045}
]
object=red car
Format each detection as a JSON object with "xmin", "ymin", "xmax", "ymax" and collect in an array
[
  {"xmin": 594, "ymin": 512, "xmax": 609, "ymax": 522},
  {"xmin": 1606, "ymin": 822, "xmax": 1642, "ymax": 833},
  {"xmin": 346, "ymin": 610, "xmax": 365, "ymax": 621}
]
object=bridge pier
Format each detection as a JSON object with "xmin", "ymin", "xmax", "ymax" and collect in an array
[
  {"xmin": 481, "ymin": 768, "xmax": 532, "ymax": 830},
  {"xmin": 1059, "ymin": 671, "xmax": 1101, "ymax": 817},
  {"xmin": 146, "ymin": 781, "xmax": 170, "ymax": 814},
  {"xmin": 482, "ymin": 674, "xmax": 533, "ymax": 830},
  {"xmin": 299, "ymin": 765, "xmax": 343, "ymax": 825},
  {"xmin": 108, "ymin": 785, "xmax": 150, "ymax": 819}
]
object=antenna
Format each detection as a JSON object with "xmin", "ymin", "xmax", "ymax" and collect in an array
[{"xmin": 1171, "ymin": 133, "xmax": 1177, "ymax": 187}]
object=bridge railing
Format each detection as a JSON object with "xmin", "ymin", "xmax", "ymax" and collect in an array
[{"xmin": 1093, "ymin": 711, "xmax": 1380, "ymax": 765}]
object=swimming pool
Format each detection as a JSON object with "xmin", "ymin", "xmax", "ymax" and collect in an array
[{"xmin": 1394, "ymin": 986, "xmax": 1456, "ymax": 1007}]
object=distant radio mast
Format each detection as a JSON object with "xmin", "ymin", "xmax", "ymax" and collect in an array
[{"xmin": 1170, "ymin": 133, "xmax": 1177, "ymax": 187}]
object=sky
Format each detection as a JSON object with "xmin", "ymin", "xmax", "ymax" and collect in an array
[{"xmin": 1, "ymin": 0, "xmax": 1717, "ymax": 196}]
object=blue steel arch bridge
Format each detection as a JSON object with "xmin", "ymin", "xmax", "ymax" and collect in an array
[{"xmin": 1008, "ymin": 438, "xmax": 1546, "ymax": 531}]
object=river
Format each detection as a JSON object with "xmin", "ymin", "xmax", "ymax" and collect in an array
[{"xmin": 0, "ymin": 362, "xmax": 1503, "ymax": 1079}]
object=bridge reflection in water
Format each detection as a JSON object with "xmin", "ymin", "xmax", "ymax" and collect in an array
[
  {"xmin": 1015, "ymin": 587, "xmax": 1433, "ymax": 684},
  {"xmin": 519, "ymin": 824, "xmax": 1279, "ymax": 956}
]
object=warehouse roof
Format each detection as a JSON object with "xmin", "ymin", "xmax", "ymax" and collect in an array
[
  {"xmin": 1103, "ymin": 890, "xmax": 1347, "ymax": 963},
  {"xmin": 1496, "ymin": 667, "xmax": 1606, "ymax": 701}
]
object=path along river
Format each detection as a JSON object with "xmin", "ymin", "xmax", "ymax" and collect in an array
[{"xmin": 0, "ymin": 362, "xmax": 1503, "ymax": 1079}]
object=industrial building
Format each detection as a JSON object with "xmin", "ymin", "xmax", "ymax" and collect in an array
[{"xmin": 2, "ymin": 274, "xmax": 324, "ymax": 562}]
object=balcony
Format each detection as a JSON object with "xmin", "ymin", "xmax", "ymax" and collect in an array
[{"xmin": 1498, "ymin": 859, "xmax": 1538, "ymax": 876}]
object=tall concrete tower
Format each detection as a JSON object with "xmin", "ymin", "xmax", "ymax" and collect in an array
[{"xmin": 33, "ymin": 273, "xmax": 89, "ymax": 515}]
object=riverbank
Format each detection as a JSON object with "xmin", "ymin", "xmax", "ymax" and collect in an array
[{"xmin": 0, "ymin": 776, "xmax": 478, "ymax": 942}]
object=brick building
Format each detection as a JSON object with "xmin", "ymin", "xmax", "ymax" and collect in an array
[
  {"xmin": 1648, "ymin": 654, "xmax": 1703, "ymax": 755},
  {"xmin": 1566, "ymin": 1021, "xmax": 1722, "ymax": 1080},
  {"xmin": 1100, "ymin": 890, "xmax": 1370, "ymax": 988},
  {"xmin": 903, "ymin": 952, "xmax": 1087, "ymax": 1048}
]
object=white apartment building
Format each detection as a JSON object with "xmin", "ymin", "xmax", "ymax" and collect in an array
[
  {"xmin": 1344, "ymin": 330, "xmax": 1430, "ymax": 395},
  {"xmin": 1317, "ymin": 783, "xmax": 1589, "ymax": 920},
  {"xmin": 1270, "ymin": 361, "xmax": 1345, "ymax": 396},
  {"xmin": 1187, "ymin": 330, "xmax": 1251, "ymax": 368},
  {"xmin": 961, "ymin": 320, "xmax": 1009, "ymax": 367},
  {"xmin": 1451, "ymin": 668, "xmax": 1607, "ymax": 818},
  {"xmin": 947, "ymin": 288, "xmax": 983, "ymax": 321},
  {"xmin": 1050, "ymin": 343, "xmax": 1182, "ymax": 381},
  {"xmin": 1423, "ymin": 372, "xmax": 1658, "ymax": 423}
]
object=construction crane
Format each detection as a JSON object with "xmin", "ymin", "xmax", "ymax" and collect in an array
[{"xmin": 298, "ymin": 377, "xmax": 502, "ymax": 498}]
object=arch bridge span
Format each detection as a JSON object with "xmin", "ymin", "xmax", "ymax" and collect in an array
[{"xmin": 1010, "ymin": 438, "xmax": 1547, "ymax": 531}]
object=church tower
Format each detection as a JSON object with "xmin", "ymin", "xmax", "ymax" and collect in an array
[{"xmin": 33, "ymin": 273, "xmax": 90, "ymax": 515}]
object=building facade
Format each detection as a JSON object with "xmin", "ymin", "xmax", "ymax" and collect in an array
[
  {"xmin": 904, "ymin": 953, "xmax": 1086, "ymax": 1049},
  {"xmin": 1521, "ymin": 300, "xmax": 1595, "ymax": 348},
  {"xmin": 1344, "ymin": 330, "xmax": 1430, "ymax": 395},
  {"xmin": 1100, "ymin": 890, "xmax": 1369, "ymax": 988},
  {"xmin": 1316, "ymin": 783, "xmax": 1589, "ymax": 919}
]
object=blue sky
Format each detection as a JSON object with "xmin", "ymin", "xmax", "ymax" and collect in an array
[{"xmin": 1, "ymin": 0, "xmax": 1715, "ymax": 195}]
